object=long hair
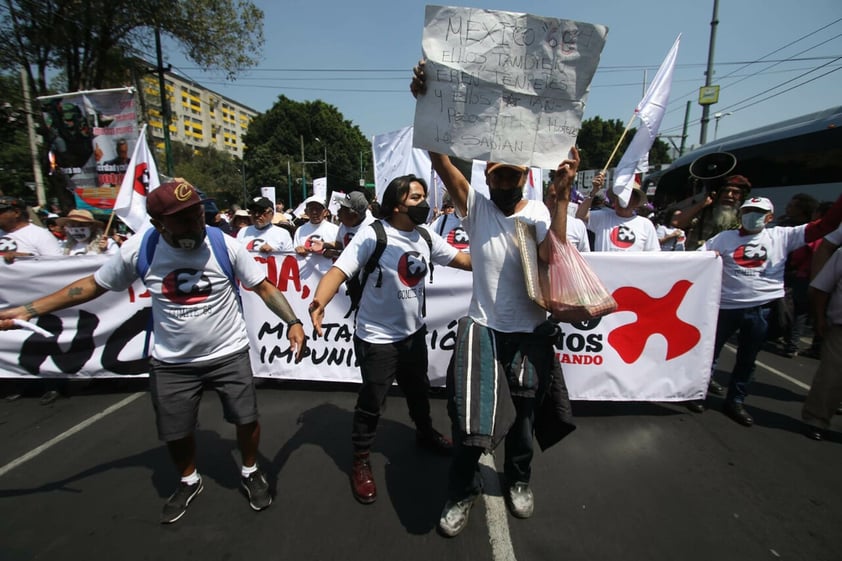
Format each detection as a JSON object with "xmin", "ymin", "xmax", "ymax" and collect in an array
[{"xmin": 378, "ymin": 174, "xmax": 428, "ymax": 219}]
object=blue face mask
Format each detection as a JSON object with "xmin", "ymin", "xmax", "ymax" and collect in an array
[{"xmin": 740, "ymin": 211, "xmax": 767, "ymax": 233}]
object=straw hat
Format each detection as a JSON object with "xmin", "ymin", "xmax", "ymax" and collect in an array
[{"xmin": 55, "ymin": 209, "xmax": 104, "ymax": 229}]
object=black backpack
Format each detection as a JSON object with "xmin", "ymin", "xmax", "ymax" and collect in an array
[{"xmin": 345, "ymin": 220, "xmax": 433, "ymax": 318}]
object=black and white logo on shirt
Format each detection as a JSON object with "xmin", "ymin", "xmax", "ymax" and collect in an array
[
  {"xmin": 397, "ymin": 251, "xmax": 427, "ymax": 287},
  {"xmin": 162, "ymin": 268, "xmax": 213, "ymax": 305}
]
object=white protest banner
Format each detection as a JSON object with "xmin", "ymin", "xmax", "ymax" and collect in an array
[
  {"xmin": 0, "ymin": 252, "xmax": 720, "ymax": 402},
  {"xmin": 312, "ymin": 177, "xmax": 327, "ymax": 201},
  {"xmin": 372, "ymin": 126, "xmax": 435, "ymax": 203},
  {"xmin": 413, "ymin": 5, "xmax": 607, "ymax": 169},
  {"xmin": 0, "ymin": 255, "xmax": 150, "ymax": 379},
  {"xmin": 261, "ymin": 186, "xmax": 277, "ymax": 208}
]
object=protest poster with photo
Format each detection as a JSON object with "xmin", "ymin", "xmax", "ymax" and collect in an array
[
  {"xmin": 413, "ymin": 5, "xmax": 607, "ymax": 169},
  {"xmin": 40, "ymin": 89, "xmax": 138, "ymax": 212}
]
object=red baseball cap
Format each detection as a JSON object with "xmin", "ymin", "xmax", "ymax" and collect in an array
[{"xmin": 146, "ymin": 180, "xmax": 209, "ymax": 217}]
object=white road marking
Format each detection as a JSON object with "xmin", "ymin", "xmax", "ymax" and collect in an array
[
  {"xmin": 0, "ymin": 392, "xmax": 144, "ymax": 478},
  {"xmin": 480, "ymin": 452, "xmax": 517, "ymax": 561},
  {"xmin": 725, "ymin": 343, "xmax": 811, "ymax": 391}
]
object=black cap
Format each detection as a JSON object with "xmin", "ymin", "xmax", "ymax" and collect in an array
[
  {"xmin": 247, "ymin": 196, "xmax": 274, "ymax": 212},
  {"xmin": 0, "ymin": 196, "xmax": 26, "ymax": 211}
]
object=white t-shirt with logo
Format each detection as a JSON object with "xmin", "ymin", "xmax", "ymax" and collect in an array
[
  {"xmin": 567, "ymin": 216, "xmax": 590, "ymax": 252},
  {"xmin": 587, "ymin": 209, "xmax": 660, "ymax": 252},
  {"xmin": 0, "ymin": 223, "xmax": 62, "ymax": 256},
  {"xmin": 237, "ymin": 223, "xmax": 294, "ymax": 254},
  {"xmin": 336, "ymin": 212, "xmax": 375, "ymax": 249},
  {"xmin": 461, "ymin": 189, "xmax": 550, "ymax": 333},
  {"xmin": 94, "ymin": 232, "xmax": 266, "ymax": 363},
  {"xmin": 703, "ymin": 225, "xmax": 807, "ymax": 309},
  {"xmin": 334, "ymin": 220, "xmax": 457, "ymax": 344}
]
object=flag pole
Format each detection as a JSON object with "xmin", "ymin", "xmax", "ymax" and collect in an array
[
  {"xmin": 104, "ymin": 204, "xmax": 118, "ymax": 235},
  {"xmin": 601, "ymin": 112, "xmax": 638, "ymax": 175}
]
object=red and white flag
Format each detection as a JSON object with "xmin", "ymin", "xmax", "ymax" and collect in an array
[
  {"xmin": 113, "ymin": 124, "xmax": 160, "ymax": 233},
  {"xmin": 613, "ymin": 35, "xmax": 680, "ymax": 207}
]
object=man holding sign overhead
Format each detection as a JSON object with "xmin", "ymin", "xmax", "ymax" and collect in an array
[{"xmin": 411, "ymin": 8, "xmax": 605, "ymax": 533}]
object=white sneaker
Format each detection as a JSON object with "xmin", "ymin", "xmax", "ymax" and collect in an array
[
  {"xmin": 438, "ymin": 496, "xmax": 477, "ymax": 537},
  {"xmin": 507, "ymin": 482, "xmax": 534, "ymax": 518}
]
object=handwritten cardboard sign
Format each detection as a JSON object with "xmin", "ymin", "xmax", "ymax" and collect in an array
[{"xmin": 413, "ymin": 5, "xmax": 607, "ymax": 169}]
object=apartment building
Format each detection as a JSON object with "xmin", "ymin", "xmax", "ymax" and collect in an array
[{"xmin": 140, "ymin": 71, "xmax": 257, "ymax": 159}]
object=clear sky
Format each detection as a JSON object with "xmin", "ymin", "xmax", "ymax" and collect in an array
[{"xmin": 161, "ymin": 0, "xmax": 842, "ymax": 157}]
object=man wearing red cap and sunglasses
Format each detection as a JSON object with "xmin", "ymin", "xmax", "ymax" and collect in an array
[{"xmin": 0, "ymin": 180, "xmax": 306, "ymax": 524}]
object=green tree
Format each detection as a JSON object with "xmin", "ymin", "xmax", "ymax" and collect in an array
[
  {"xmin": 576, "ymin": 116, "xmax": 672, "ymax": 171},
  {"xmin": 242, "ymin": 95, "xmax": 371, "ymax": 207},
  {"xmin": 0, "ymin": 72, "xmax": 35, "ymax": 199},
  {"xmin": 0, "ymin": 0, "xmax": 264, "ymax": 94},
  {"xmin": 163, "ymin": 141, "xmax": 244, "ymax": 210},
  {"xmin": 0, "ymin": 0, "xmax": 264, "ymax": 205}
]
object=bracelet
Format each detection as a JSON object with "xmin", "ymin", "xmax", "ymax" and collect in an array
[
  {"xmin": 288, "ymin": 318, "xmax": 303, "ymax": 327},
  {"xmin": 308, "ymin": 299, "xmax": 321, "ymax": 313}
]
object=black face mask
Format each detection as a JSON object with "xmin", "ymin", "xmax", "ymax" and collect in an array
[
  {"xmin": 404, "ymin": 201, "xmax": 430, "ymax": 225},
  {"xmin": 489, "ymin": 187, "xmax": 523, "ymax": 215}
]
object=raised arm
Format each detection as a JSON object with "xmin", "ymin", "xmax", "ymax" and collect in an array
[
  {"xmin": 410, "ymin": 59, "xmax": 471, "ymax": 217},
  {"xmin": 539, "ymin": 148, "xmax": 580, "ymax": 263},
  {"xmin": 575, "ymin": 171, "xmax": 604, "ymax": 224},
  {"xmin": 0, "ymin": 274, "xmax": 108, "ymax": 329}
]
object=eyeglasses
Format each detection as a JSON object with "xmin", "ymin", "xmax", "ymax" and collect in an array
[{"xmin": 249, "ymin": 209, "xmax": 269, "ymax": 216}]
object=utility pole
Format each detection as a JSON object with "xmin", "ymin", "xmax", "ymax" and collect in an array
[
  {"xmin": 680, "ymin": 100, "xmax": 692, "ymax": 157},
  {"xmin": 155, "ymin": 27, "xmax": 174, "ymax": 176},
  {"xmin": 699, "ymin": 0, "xmax": 720, "ymax": 145},
  {"xmin": 20, "ymin": 67, "xmax": 46, "ymax": 206}
]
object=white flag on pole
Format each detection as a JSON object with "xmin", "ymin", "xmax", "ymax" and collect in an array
[
  {"xmin": 613, "ymin": 35, "xmax": 681, "ymax": 207},
  {"xmin": 113, "ymin": 124, "xmax": 160, "ymax": 233}
]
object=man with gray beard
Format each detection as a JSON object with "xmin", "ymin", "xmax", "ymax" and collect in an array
[{"xmin": 674, "ymin": 175, "xmax": 750, "ymax": 250}]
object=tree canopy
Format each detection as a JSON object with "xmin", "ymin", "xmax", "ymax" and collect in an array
[
  {"xmin": 0, "ymin": 0, "xmax": 264, "ymax": 97},
  {"xmin": 242, "ymin": 95, "xmax": 372, "ymax": 207},
  {"xmin": 576, "ymin": 115, "xmax": 671, "ymax": 171},
  {"xmin": 0, "ymin": 72, "xmax": 34, "ymax": 198}
]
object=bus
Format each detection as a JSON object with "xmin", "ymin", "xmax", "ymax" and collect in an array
[{"xmin": 651, "ymin": 106, "xmax": 842, "ymax": 215}]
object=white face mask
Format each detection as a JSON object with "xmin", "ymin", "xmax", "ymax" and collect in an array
[
  {"xmin": 66, "ymin": 226, "xmax": 92, "ymax": 241},
  {"xmin": 740, "ymin": 212, "xmax": 767, "ymax": 233}
]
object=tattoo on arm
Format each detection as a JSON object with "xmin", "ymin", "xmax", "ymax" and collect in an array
[
  {"xmin": 68, "ymin": 287, "xmax": 83, "ymax": 298},
  {"xmin": 264, "ymin": 291, "xmax": 298, "ymax": 324},
  {"xmin": 24, "ymin": 302, "xmax": 37, "ymax": 317}
]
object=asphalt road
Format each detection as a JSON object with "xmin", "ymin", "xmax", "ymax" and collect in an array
[{"xmin": 1, "ymin": 342, "xmax": 840, "ymax": 561}]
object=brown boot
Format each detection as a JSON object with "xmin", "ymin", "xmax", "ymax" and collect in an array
[{"xmin": 351, "ymin": 453, "xmax": 377, "ymax": 504}]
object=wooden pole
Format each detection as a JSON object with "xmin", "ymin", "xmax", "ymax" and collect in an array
[{"xmin": 601, "ymin": 112, "xmax": 638, "ymax": 174}]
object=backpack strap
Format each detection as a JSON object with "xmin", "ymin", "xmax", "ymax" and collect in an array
[
  {"xmin": 415, "ymin": 225, "xmax": 434, "ymax": 317},
  {"xmin": 206, "ymin": 226, "xmax": 237, "ymax": 294},
  {"xmin": 362, "ymin": 220, "xmax": 388, "ymax": 289},
  {"xmin": 135, "ymin": 228, "xmax": 159, "ymax": 357},
  {"xmin": 136, "ymin": 228, "xmax": 159, "ymax": 280}
]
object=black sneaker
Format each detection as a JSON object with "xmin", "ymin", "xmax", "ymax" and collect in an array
[
  {"xmin": 708, "ymin": 379, "xmax": 726, "ymax": 396},
  {"xmin": 241, "ymin": 468, "xmax": 272, "ymax": 511},
  {"xmin": 161, "ymin": 477, "xmax": 203, "ymax": 524}
]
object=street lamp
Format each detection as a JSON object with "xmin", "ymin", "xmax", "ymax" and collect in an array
[
  {"xmin": 300, "ymin": 135, "xmax": 326, "ymax": 201},
  {"xmin": 713, "ymin": 111, "xmax": 732, "ymax": 140}
]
